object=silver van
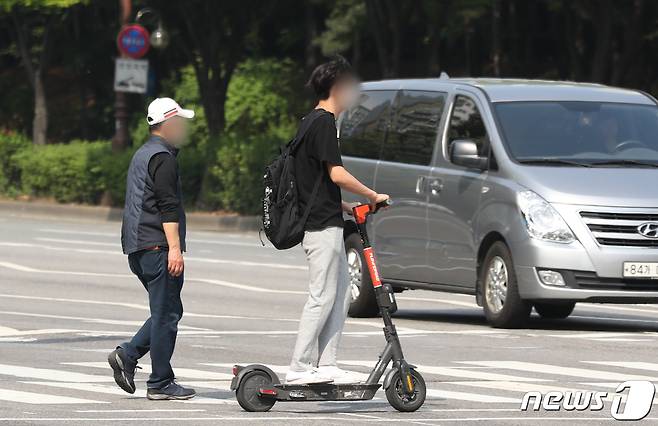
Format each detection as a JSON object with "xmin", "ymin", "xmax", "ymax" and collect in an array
[{"xmin": 339, "ymin": 77, "xmax": 658, "ymax": 328}]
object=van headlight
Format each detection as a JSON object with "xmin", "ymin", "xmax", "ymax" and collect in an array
[{"xmin": 517, "ymin": 190, "xmax": 575, "ymax": 243}]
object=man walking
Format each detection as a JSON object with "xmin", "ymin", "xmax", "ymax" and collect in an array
[
  {"xmin": 286, "ymin": 56, "xmax": 389, "ymax": 384},
  {"xmin": 108, "ymin": 97, "xmax": 196, "ymax": 400}
]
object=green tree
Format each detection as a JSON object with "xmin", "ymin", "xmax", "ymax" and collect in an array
[{"xmin": 1, "ymin": 0, "xmax": 81, "ymax": 145}]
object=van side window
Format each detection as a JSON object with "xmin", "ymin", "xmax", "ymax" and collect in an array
[
  {"xmin": 382, "ymin": 90, "xmax": 446, "ymax": 165},
  {"xmin": 447, "ymin": 95, "xmax": 489, "ymax": 157},
  {"xmin": 340, "ymin": 90, "xmax": 396, "ymax": 160}
]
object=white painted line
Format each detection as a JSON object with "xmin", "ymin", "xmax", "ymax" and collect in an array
[
  {"xmin": 339, "ymin": 360, "xmax": 548, "ymax": 382},
  {"xmin": 0, "ymin": 244, "xmax": 304, "ymax": 270},
  {"xmin": 426, "ymin": 388, "xmax": 520, "ymax": 403},
  {"xmin": 0, "ymin": 310, "xmax": 207, "ymax": 330},
  {"xmin": 39, "ymin": 228, "xmax": 117, "ymax": 237},
  {"xmin": 460, "ymin": 360, "xmax": 658, "ymax": 381},
  {"xmin": 0, "ymin": 261, "xmax": 131, "ymax": 278},
  {"xmin": 21, "ymin": 382, "xmax": 146, "ymax": 398},
  {"xmin": 76, "ymin": 409, "xmax": 206, "ymax": 413},
  {"xmin": 0, "ymin": 327, "xmax": 80, "ymax": 337},
  {"xmin": 35, "ymin": 237, "xmax": 116, "ymax": 247},
  {"xmin": 543, "ymin": 332, "xmax": 648, "ymax": 339},
  {"xmin": 397, "ymin": 296, "xmax": 478, "ymax": 308},
  {"xmin": 585, "ymin": 361, "xmax": 658, "ymax": 373},
  {"xmin": 0, "ymin": 417, "xmax": 632, "ymax": 423},
  {"xmin": 0, "ymin": 388, "xmax": 107, "ymax": 405},
  {"xmin": 0, "ymin": 363, "xmax": 112, "ymax": 383},
  {"xmin": 64, "ymin": 362, "xmax": 234, "ymax": 380},
  {"xmin": 21, "ymin": 382, "xmax": 234, "ymax": 405},
  {"xmin": 444, "ymin": 380, "xmax": 609, "ymax": 395}
]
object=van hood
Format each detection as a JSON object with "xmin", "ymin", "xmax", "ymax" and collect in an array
[{"xmin": 510, "ymin": 166, "xmax": 658, "ymax": 208}]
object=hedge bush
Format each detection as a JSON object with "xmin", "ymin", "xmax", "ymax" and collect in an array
[
  {"xmin": 13, "ymin": 140, "xmax": 110, "ymax": 203},
  {"xmin": 0, "ymin": 130, "xmax": 30, "ymax": 195}
]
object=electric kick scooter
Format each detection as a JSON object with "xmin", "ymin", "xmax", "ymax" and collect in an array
[{"xmin": 231, "ymin": 199, "xmax": 427, "ymax": 412}]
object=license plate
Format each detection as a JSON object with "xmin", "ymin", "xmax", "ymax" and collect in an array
[{"xmin": 623, "ymin": 262, "xmax": 658, "ymax": 278}]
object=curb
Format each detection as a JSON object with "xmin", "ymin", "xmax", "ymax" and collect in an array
[{"xmin": 0, "ymin": 199, "xmax": 260, "ymax": 233}]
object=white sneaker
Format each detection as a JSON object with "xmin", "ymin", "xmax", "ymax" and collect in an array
[
  {"xmin": 317, "ymin": 366, "xmax": 368, "ymax": 384},
  {"xmin": 285, "ymin": 369, "xmax": 333, "ymax": 384}
]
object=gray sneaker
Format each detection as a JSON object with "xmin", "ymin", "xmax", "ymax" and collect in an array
[{"xmin": 147, "ymin": 381, "xmax": 196, "ymax": 400}]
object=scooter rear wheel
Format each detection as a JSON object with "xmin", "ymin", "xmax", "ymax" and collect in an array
[
  {"xmin": 385, "ymin": 369, "xmax": 426, "ymax": 412},
  {"xmin": 236, "ymin": 370, "xmax": 276, "ymax": 412}
]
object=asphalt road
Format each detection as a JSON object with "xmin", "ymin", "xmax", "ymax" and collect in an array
[{"xmin": 2, "ymin": 212, "xmax": 658, "ymax": 425}]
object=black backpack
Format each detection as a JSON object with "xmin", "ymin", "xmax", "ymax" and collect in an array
[{"xmin": 262, "ymin": 111, "xmax": 324, "ymax": 249}]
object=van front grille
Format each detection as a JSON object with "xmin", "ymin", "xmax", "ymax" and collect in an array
[{"xmin": 580, "ymin": 210, "xmax": 658, "ymax": 247}]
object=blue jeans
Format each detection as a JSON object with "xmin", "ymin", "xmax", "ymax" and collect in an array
[{"xmin": 120, "ymin": 249, "xmax": 184, "ymax": 389}]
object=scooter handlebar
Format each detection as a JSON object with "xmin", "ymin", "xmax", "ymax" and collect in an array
[{"xmin": 373, "ymin": 198, "xmax": 392, "ymax": 213}]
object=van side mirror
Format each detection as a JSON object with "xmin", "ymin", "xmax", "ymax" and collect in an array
[{"xmin": 450, "ymin": 139, "xmax": 488, "ymax": 170}]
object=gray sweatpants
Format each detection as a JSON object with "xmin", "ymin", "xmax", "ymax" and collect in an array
[{"xmin": 289, "ymin": 226, "xmax": 351, "ymax": 372}]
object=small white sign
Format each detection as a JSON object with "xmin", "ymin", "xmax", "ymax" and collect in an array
[{"xmin": 114, "ymin": 58, "xmax": 148, "ymax": 94}]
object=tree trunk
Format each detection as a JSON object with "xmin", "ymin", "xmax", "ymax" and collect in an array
[
  {"xmin": 32, "ymin": 69, "xmax": 48, "ymax": 145},
  {"xmin": 590, "ymin": 0, "xmax": 612, "ymax": 83},
  {"xmin": 491, "ymin": 0, "xmax": 502, "ymax": 76}
]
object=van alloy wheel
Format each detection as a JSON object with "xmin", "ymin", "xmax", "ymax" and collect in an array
[
  {"xmin": 485, "ymin": 256, "xmax": 508, "ymax": 314},
  {"xmin": 347, "ymin": 248, "xmax": 363, "ymax": 302}
]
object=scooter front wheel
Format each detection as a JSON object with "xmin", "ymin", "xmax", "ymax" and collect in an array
[
  {"xmin": 236, "ymin": 370, "xmax": 276, "ymax": 412},
  {"xmin": 385, "ymin": 369, "xmax": 426, "ymax": 412}
]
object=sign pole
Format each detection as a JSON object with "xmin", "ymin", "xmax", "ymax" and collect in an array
[{"xmin": 112, "ymin": 0, "xmax": 132, "ymax": 153}]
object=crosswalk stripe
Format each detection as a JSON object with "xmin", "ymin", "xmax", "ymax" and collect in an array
[
  {"xmin": 459, "ymin": 361, "xmax": 658, "ymax": 381},
  {"xmin": 0, "ymin": 363, "xmax": 111, "ymax": 383},
  {"xmin": 339, "ymin": 360, "xmax": 548, "ymax": 382},
  {"xmin": 426, "ymin": 388, "xmax": 519, "ymax": 403},
  {"xmin": 0, "ymin": 388, "xmax": 107, "ymax": 404},
  {"xmin": 22, "ymin": 381, "xmax": 234, "ymax": 405},
  {"xmin": 584, "ymin": 361, "xmax": 658, "ymax": 373},
  {"xmin": 444, "ymin": 380, "xmax": 609, "ymax": 395},
  {"xmin": 64, "ymin": 362, "xmax": 234, "ymax": 380}
]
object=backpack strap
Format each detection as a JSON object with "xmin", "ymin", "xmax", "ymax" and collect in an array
[
  {"xmin": 289, "ymin": 109, "xmax": 326, "ymax": 154},
  {"xmin": 299, "ymin": 171, "xmax": 323, "ymax": 226}
]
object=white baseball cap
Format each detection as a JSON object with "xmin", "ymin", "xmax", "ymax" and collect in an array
[{"xmin": 146, "ymin": 97, "xmax": 195, "ymax": 125}]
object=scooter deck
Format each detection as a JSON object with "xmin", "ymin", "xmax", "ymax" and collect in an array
[{"xmin": 262, "ymin": 383, "xmax": 381, "ymax": 401}]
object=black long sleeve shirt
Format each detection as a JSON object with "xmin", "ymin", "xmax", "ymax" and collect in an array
[{"xmin": 148, "ymin": 152, "xmax": 180, "ymax": 223}]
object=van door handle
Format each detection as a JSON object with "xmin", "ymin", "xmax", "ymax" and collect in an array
[
  {"xmin": 415, "ymin": 176, "xmax": 427, "ymax": 194},
  {"xmin": 428, "ymin": 178, "xmax": 443, "ymax": 196}
]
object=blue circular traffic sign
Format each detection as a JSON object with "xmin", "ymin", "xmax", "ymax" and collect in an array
[{"xmin": 117, "ymin": 24, "xmax": 150, "ymax": 59}]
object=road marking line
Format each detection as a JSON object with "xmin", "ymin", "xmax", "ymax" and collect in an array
[
  {"xmin": 460, "ymin": 360, "xmax": 658, "ymax": 381},
  {"xmin": 543, "ymin": 332, "xmax": 650, "ymax": 339},
  {"xmin": 426, "ymin": 388, "xmax": 520, "ymax": 403},
  {"xmin": 0, "ymin": 242, "xmax": 304, "ymax": 270},
  {"xmin": 64, "ymin": 362, "xmax": 234, "ymax": 380},
  {"xmin": 0, "ymin": 311, "xmax": 207, "ymax": 330},
  {"xmin": 21, "ymin": 382, "xmax": 234, "ymax": 405},
  {"xmin": 397, "ymin": 296, "xmax": 478, "ymax": 308},
  {"xmin": 339, "ymin": 360, "xmax": 549, "ymax": 382},
  {"xmin": 584, "ymin": 361, "xmax": 658, "ymax": 373},
  {"xmin": 0, "ymin": 261, "xmax": 131, "ymax": 278},
  {"xmin": 0, "ymin": 327, "xmax": 79, "ymax": 337},
  {"xmin": 39, "ymin": 228, "xmax": 117, "ymax": 237},
  {"xmin": 0, "ymin": 417, "xmax": 635, "ymax": 422},
  {"xmin": 0, "ymin": 388, "xmax": 107, "ymax": 405},
  {"xmin": 445, "ymin": 380, "xmax": 609, "ymax": 395},
  {"xmin": 0, "ymin": 363, "xmax": 112, "ymax": 383},
  {"xmin": 76, "ymin": 409, "xmax": 206, "ymax": 413},
  {"xmin": 35, "ymin": 238, "xmax": 116, "ymax": 247}
]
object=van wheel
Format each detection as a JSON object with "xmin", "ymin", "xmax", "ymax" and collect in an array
[
  {"xmin": 534, "ymin": 302, "xmax": 575, "ymax": 319},
  {"xmin": 481, "ymin": 242, "xmax": 531, "ymax": 328},
  {"xmin": 345, "ymin": 233, "xmax": 379, "ymax": 317}
]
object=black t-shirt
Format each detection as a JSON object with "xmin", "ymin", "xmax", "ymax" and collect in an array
[{"xmin": 295, "ymin": 109, "xmax": 344, "ymax": 231}]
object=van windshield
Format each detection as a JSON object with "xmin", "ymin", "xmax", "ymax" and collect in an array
[{"xmin": 494, "ymin": 101, "xmax": 658, "ymax": 167}]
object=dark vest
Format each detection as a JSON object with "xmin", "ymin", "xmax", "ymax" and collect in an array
[{"xmin": 121, "ymin": 136, "xmax": 186, "ymax": 255}]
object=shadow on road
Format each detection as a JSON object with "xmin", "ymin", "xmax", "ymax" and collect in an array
[{"xmin": 392, "ymin": 308, "xmax": 658, "ymax": 333}]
